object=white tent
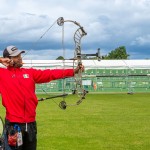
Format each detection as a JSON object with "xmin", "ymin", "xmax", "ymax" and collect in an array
[{"xmin": 1, "ymin": 60, "xmax": 150, "ymax": 69}]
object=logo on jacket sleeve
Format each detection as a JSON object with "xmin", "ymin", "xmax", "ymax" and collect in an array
[{"xmin": 23, "ymin": 74, "xmax": 29, "ymax": 78}]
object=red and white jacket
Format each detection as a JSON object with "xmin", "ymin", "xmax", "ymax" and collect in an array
[{"xmin": 0, "ymin": 67, "xmax": 74, "ymax": 123}]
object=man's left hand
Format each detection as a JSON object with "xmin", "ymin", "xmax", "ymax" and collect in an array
[{"xmin": 74, "ymin": 64, "xmax": 84, "ymax": 74}]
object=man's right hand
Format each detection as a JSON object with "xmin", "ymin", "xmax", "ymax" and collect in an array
[{"xmin": 0, "ymin": 57, "xmax": 14, "ymax": 67}]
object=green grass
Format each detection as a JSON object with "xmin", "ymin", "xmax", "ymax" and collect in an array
[{"xmin": 0, "ymin": 93, "xmax": 150, "ymax": 150}]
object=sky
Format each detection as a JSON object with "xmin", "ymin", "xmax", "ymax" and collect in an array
[{"xmin": 0, "ymin": 0, "xmax": 150, "ymax": 60}]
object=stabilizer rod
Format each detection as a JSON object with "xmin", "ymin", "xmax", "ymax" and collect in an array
[{"xmin": 38, "ymin": 94, "xmax": 68, "ymax": 101}]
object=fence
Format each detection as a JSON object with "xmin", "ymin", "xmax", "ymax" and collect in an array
[{"xmin": 36, "ymin": 68, "xmax": 150, "ymax": 93}]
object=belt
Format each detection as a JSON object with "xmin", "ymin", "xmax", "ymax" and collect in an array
[{"xmin": 5, "ymin": 119, "xmax": 36, "ymax": 132}]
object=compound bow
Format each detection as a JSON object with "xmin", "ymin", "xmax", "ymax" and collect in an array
[
  {"xmin": 28, "ymin": 17, "xmax": 88, "ymax": 109},
  {"xmin": 34, "ymin": 17, "xmax": 100, "ymax": 109}
]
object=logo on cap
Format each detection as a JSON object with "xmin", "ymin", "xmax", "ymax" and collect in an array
[{"xmin": 11, "ymin": 47, "xmax": 18, "ymax": 51}]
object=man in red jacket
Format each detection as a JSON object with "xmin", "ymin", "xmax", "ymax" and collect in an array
[{"xmin": 0, "ymin": 45, "xmax": 84, "ymax": 150}]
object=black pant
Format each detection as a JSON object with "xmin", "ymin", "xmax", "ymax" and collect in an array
[{"xmin": 4, "ymin": 119, "xmax": 37, "ymax": 150}]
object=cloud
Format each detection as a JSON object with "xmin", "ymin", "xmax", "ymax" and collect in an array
[
  {"xmin": 0, "ymin": 0, "xmax": 150, "ymax": 59},
  {"xmin": 131, "ymin": 34, "xmax": 150, "ymax": 45}
]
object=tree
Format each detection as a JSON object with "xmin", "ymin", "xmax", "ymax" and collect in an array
[
  {"xmin": 103, "ymin": 46, "xmax": 130, "ymax": 59},
  {"xmin": 56, "ymin": 56, "xmax": 64, "ymax": 60}
]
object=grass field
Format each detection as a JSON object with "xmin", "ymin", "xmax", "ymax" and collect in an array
[{"xmin": 0, "ymin": 93, "xmax": 150, "ymax": 150}]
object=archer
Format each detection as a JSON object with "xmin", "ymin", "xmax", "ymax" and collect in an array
[{"xmin": 0, "ymin": 45, "xmax": 84, "ymax": 150}]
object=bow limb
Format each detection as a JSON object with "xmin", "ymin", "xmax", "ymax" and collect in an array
[{"xmin": 73, "ymin": 29, "xmax": 88, "ymax": 105}]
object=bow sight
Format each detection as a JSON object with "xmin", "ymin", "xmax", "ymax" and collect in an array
[{"xmin": 81, "ymin": 48, "xmax": 101, "ymax": 61}]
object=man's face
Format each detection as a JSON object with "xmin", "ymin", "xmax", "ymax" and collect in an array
[{"xmin": 10, "ymin": 53, "xmax": 23, "ymax": 68}]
